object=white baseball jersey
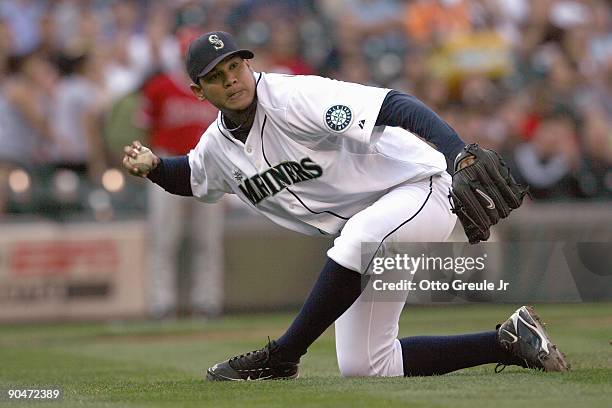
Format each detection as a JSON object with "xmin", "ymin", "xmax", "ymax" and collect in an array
[{"xmin": 188, "ymin": 72, "xmax": 447, "ymax": 236}]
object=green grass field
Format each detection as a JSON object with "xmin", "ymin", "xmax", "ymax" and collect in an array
[{"xmin": 1, "ymin": 303, "xmax": 610, "ymax": 407}]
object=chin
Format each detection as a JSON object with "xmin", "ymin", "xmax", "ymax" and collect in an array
[{"xmin": 228, "ymin": 96, "xmax": 254, "ymax": 111}]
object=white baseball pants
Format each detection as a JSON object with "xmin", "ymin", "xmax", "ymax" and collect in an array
[{"xmin": 328, "ymin": 173, "xmax": 456, "ymax": 377}]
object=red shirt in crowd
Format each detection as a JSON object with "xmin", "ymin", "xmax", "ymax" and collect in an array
[{"xmin": 141, "ymin": 73, "xmax": 218, "ymax": 155}]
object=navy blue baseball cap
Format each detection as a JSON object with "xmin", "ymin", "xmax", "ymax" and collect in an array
[{"xmin": 185, "ymin": 31, "xmax": 254, "ymax": 83}]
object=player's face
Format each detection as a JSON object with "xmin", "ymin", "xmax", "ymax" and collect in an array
[{"xmin": 191, "ymin": 56, "xmax": 255, "ymax": 112}]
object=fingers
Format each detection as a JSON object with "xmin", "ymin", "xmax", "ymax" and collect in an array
[
  {"xmin": 123, "ymin": 141, "xmax": 142, "ymax": 158},
  {"xmin": 122, "ymin": 141, "xmax": 147, "ymax": 177},
  {"xmin": 122, "ymin": 155, "xmax": 142, "ymax": 177}
]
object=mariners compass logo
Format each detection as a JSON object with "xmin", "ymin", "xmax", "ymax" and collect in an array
[{"xmin": 325, "ymin": 105, "xmax": 353, "ymax": 133}]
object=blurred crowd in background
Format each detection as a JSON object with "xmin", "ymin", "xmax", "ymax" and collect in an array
[{"xmin": 0, "ymin": 0, "xmax": 610, "ymax": 221}]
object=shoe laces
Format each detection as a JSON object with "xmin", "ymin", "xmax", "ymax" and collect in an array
[{"xmin": 229, "ymin": 337, "xmax": 274, "ymax": 368}]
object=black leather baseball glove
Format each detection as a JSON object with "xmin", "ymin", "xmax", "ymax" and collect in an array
[{"xmin": 449, "ymin": 144, "xmax": 529, "ymax": 244}]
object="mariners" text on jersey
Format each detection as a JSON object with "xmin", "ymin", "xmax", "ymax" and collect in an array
[{"xmin": 238, "ymin": 157, "xmax": 323, "ymax": 205}]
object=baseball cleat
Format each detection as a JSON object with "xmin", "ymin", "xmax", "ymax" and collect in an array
[
  {"xmin": 496, "ymin": 305, "xmax": 570, "ymax": 373},
  {"xmin": 206, "ymin": 339, "xmax": 299, "ymax": 381}
]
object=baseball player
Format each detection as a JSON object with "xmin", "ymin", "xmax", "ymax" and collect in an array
[{"xmin": 123, "ymin": 31, "xmax": 569, "ymax": 380}]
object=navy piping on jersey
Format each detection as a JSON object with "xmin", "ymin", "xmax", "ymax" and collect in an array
[
  {"xmin": 216, "ymin": 120, "xmax": 236, "ymax": 144},
  {"xmin": 260, "ymin": 115, "xmax": 350, "ymax": 222},
  {"xmin": 362, "ymin": 176, "xmax": 434, "ymax": 274}
]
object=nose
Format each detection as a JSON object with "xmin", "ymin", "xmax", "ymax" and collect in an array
[{"xmin": 223, "ymin": 73, "xmax": 238, "ymax": 88}]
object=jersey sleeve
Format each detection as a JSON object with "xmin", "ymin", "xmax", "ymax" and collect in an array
[
  {"xmin": 286, "ymin": 75, "xmax": 390, "ymax": 144},
  {"xmin": 187, "ymin": 129, "xmax": 229, "ymax": 203}
]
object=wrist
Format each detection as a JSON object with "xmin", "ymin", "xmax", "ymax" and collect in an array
[{"xmin": 146, "ymin": 158, "xmax": 164, "ymax": 182}]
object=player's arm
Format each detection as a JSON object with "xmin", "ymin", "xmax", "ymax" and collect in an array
[
  {"xmin": 375, "ymin": 91, "xmax": 528, "ymax": 244},
  {"xmin": 375, "ymin": 90, "xmax": 465, "ymax": 172},
  {"xmin": 147, "ymin": 156, "xmax": 193, "ymax": 196},
  {"xmin": 122, "ymin": 141, "xmax": 193, "ymax": 196}
]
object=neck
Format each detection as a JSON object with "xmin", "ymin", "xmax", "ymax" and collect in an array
[
  {"xmin": 221, "ymin": 96, "xmax": 258, "ymax": 141},
  {"xmin": 223, "ymin": 97, "xmax": 256, "ymax": 124}
]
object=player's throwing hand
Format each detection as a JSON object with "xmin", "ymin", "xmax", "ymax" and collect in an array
[{"xmin": 122, "ymin": 140, "xmax": 160, "ymax": 177}]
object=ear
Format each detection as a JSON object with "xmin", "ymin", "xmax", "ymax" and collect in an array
[{"xmin": 190, "ymin": 83, "xmax": 206, "ymax": 101}]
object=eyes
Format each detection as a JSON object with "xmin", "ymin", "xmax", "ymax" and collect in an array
[
  {"xmin": 208, "ymin": 71, "xmax": 221, "ymax": 82},
  {"xmin": 205, "ymin": 59, "xmax": 242, "ymax": 83}
]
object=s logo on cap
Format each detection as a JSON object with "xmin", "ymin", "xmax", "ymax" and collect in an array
[{"xmin": 208, "ymin": 34, "xmax": 224, "ymax": 50}]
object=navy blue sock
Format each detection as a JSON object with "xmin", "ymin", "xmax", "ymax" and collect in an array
[
  {"xmin": 276, "ymin": 258, "xmax": 362, "ymax": 362},
  {"xmin": 400, "ymin": 331, "xmax": 521, "ymax": 376}
]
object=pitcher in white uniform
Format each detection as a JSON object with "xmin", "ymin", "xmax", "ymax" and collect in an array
[{"xmin": 123, "ymin": 31, "xmax": 569, "ymax": 380}]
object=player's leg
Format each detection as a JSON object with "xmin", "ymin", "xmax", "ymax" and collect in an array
[
  {"xmin": 189, "ymin": 200, "xmax": 225, "ymax": 317},
  {"xmin": 392, "ymin": 178, "xmax": 568, "ymax": 373},
  {"xmin": 334, "ymin": 174, "xmax": 568, "ymax": 376},
  {"xmin": 399, "ymin": 304, "xmax": 570, "ymax": 375},
  {"xmin": 148, "ymin": 182, "xmax": 186, "ymax": 318},
  {"xmin": 336, "ymin": 296, "xmax": 528, "ymax": 377},
  {"xmin": 206, "ymin": 257, "xmax": 362, "ymax": 381},
  {"xmin": 333, "ymin": 174, "xmax": 456, "ymax": 376}
]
